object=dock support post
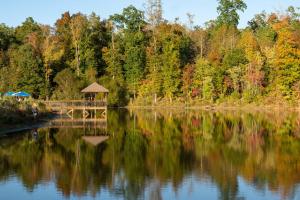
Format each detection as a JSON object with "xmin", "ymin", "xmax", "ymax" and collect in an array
[
  {"xmin": 83, "ymin": 109, "xmax": 89, "ymax": 119},
  {"xmin": 66, "ymin": 109, "xmax": 74, "ymax": 119}
]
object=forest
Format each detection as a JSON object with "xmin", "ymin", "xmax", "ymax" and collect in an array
[{"xmin": 0, "ymin": 0, "xmax": 300, "ymax": 106}]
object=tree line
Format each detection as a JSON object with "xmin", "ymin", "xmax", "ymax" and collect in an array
[{"xmin": 0, "ymin": 0, "xmax": 300, "ymax": 106}]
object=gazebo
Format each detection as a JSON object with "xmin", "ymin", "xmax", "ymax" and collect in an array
[
  {"xmin": 81, "ymin": 82, "xmax": 109, "ymax": 102},
  {"xmin": 44, "ymin": 82, "xmax": 108, "ymax": 120}
]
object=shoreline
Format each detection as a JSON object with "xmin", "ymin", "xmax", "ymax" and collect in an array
[
  {"xmin": 2, "ymin": 105, "xmax": 300, "ymax": 136},
  {"xmin": 126, "ymin": 104, "xmax": 300, "ymax": 112}
]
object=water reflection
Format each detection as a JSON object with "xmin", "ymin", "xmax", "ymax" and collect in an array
[{"xmin": 1, "ymin": 109, "xmax": 300, "ymax": 200}]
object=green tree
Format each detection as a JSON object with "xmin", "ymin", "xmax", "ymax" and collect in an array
[
  {"xmin": 70, "ymin": 13, "xmax": 88, "ymax": 76},
  {"xmin": 287, "ymin": 6, "xmax": 300, "ymax": 21},
  {"xmin": 99, "ymin": 76, "xmax": 128, "ymax": 106},
  {"xmin": 193, "ymin": 58, "xmax": 214, "ymax": 100},
  {"xmin": 9, "ymin": 44, "xmax": 45, "ymax": 97},
  {"xmin": 216, "ymin": 0, "xmax": 247, "ymax": 27},
  {"xmin": 161, "ymin": 37, "xmax": 181, "ymax": 102},
  {"xmin": 102, "ymin": 45, "xmax": 123, "ymax": 82},
  {"xmin": 102, "ymin": 20, "xmax": 124, "ymax": 82},
  {"xmin": 0, "ymin": 24, "xmax": 15, "ymax": 91},
  {"xmin": 248, "ymin": 11, "xmax": 268, "ymax": 32},
  {"xmin": 86, "ymin": 13, "xmax": 109, "ymax": 75},
  {"xmin": 0, "ymin": 24, "xmax": 15, "ymax": 51},
  {"xmin": 15, "ymin": 17, "xmax": 41, "ymax": 42},
  {"xmin": 123, "ymin": 32, "xmax": 146, "ymax": 99},
  {"xmin": 52, "ymin": 68, "xmax": 83, "ymax": 100},
  {"xmin": 223, "ymin": 48, "xmax": 247, "ymax": 68},
  {"xmin": 110, "ymin": 5, "xmax": 146, "ymax": 32},
  {"xmin": 111, "ymin": 6, "xmax": 147, "ymax": 99},
  {"xmin": 139, "ymin": 33, "xmax": 162, "ymax": 102}
]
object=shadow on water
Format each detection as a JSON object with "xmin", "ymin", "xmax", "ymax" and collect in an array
[{"xmin": 1, "ymin": 108, "xmax": 300, "ymax": 199}]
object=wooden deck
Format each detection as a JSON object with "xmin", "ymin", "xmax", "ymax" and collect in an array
[
  {"xmin": 44, "ymin": 100, "xmax": 107, "ymax": 110},
  {"xmin": 43, "ymin": 100, "xmax": 107, "ymax": 120}
]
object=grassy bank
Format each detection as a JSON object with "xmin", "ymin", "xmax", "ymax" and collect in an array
[
  {"xmin": 128, "ymin": 96, "xmax": 300, "ymax": 112},
  {"xmin": 0, "ymin": 99, "xmax": 51, "ymax": 134}
]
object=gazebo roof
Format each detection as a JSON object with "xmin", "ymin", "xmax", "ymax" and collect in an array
[{"xmin": 81, "ymin": 82, "xmax": 109, "ymax": 93}]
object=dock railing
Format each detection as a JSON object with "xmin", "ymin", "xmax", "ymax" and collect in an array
[{"xmin": 43, "ymin": 100, "xmax": 107, "ymax": 110}]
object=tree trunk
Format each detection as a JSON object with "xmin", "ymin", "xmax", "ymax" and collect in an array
[
  {"xmin": 200, "ymin": 35, "xmax": 203, "ymax": 58},
  {"xmin": 76, "ymin": 44, "xmax": 80, "ymax": 76}
]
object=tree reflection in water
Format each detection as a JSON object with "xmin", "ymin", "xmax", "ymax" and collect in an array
[{"xmin": 1, "ymin": 109, "xmax": 300, "ymax": 199}]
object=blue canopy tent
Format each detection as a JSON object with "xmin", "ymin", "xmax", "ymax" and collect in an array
[
  {"xmin": 4, "ymin": 91, "xmax": 16, "ymax": 97},
  {"xmin": 12, "ymin": 91, "xmax": 30, "ymax": 97}
]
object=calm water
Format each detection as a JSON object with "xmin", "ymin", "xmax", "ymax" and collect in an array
[{"xmin": 1, "ymin": 109, "xmax": 300, "ymax": 200}]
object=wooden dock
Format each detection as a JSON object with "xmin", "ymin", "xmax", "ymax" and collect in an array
[{"xmin": 44, "ymin": 100, "xmax": 107, "ymax": 120}]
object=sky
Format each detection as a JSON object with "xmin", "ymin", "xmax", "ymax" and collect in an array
[{"xmin": 0, "ymin": 0, "xmax": 299, "ymax": 28}]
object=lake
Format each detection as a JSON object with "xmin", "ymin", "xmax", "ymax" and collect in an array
[{"xmin": 1, "ymin": 109, "xmax": 300, "ymax": 200}]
